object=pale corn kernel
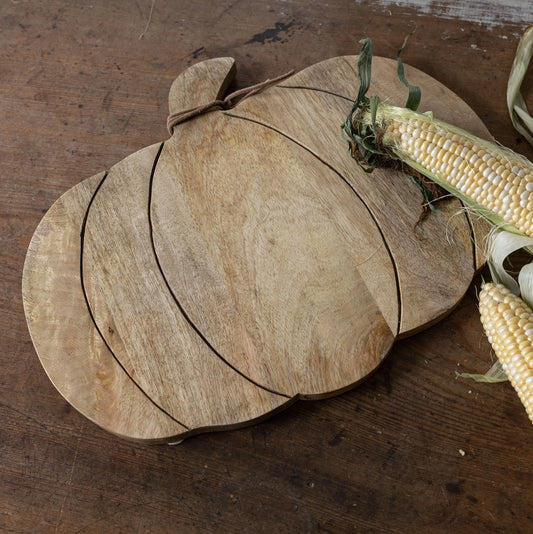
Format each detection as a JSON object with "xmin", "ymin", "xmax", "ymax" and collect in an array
[
  {"xmin": 471, "ymin": 158, "xmax": 485, "ymax": 172},
  {"xmin": 458, "ymin": 159, "xmax": 470, "ymax": 174},
  {"xmin": 441, "ymin": 150, "xmax": 453, "ymax": 166},
  {"xmin": 435, "ymin": 135, "xmax": 445, "ymax": 148},
  {"xmin": 494, "ymin": 164, "xmax": 505, "ymax": 175}
]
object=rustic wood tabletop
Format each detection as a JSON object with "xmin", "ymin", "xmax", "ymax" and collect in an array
[{"xmin": 2, "ymin": 1, "xmax": 532, "ymax": 532}]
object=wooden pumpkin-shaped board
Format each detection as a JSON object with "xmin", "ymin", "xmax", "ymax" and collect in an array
[{"xmin": 22, "ymin": 56, "xmax": 491, "ymax": 442}]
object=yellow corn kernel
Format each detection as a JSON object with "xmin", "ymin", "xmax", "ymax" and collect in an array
[{"xmin": 479, "ymin": 282, "xmax": 533, "ymax": 423}]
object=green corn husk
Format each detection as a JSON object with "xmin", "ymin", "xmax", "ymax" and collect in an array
[{"xmin": 487, "ymin": 230, "xmax": 533, "ymax": 298}]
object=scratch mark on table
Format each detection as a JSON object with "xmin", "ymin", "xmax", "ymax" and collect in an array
[{"xmin": 55, "ymin": 421, "xmax": 85, "ymax": 533}]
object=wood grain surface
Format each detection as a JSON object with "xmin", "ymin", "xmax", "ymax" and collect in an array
[
  {"xmin": 155, "ymin": 109, "xmax": 398, "ymax": 398},
  {"xmin": 3, "ymin": 1, "xmax": 533, "ymax": 532},
  {"xmin": 156, "ymin": 60, "xmax": 401, "ymax": 401}
]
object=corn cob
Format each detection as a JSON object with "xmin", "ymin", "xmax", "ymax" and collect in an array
[
  {"xmin": 479, "ymin": 282, "xmax": 533, "ymax": 423},
  {"xmin": 350, "ymin": 101, "xmax": 533, "ymax": 237},
  {"xmin": 343, "ymin": 38, "xmax": 533, "ymax": 237}
]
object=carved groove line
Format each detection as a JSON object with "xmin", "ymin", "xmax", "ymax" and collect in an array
[
  {"xmin": 149, "ymin": 143, "xmax": 290, "ymax": 399},
  {"xmin": 79, "ymin": 163, "xmax": 190, "ymax": 430}
]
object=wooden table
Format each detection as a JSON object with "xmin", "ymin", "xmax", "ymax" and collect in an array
[{"xmin": 2, "ymin": 1, "xmax": 532, "ymax": 532}]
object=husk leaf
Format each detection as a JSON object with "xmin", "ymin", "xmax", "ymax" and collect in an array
[
  {"xmin": 457, "ymin": 360, "xmax": 508, "ymax": 383},
  {"xmin": 487, "ymin": 230, "xmax": 533, "ymax": 295},
  {"xmin": 396, "ymin": 29, "xmax": 421, "ymax": 111},
  {"xmin": 517, "ymin": 262, "xmax": 533, "ymax": 309},
  {"xmin": 507, "ymin": 24, "xmax": 533, "ymax": 147}
]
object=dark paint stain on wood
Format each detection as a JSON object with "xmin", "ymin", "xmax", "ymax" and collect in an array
[
  {"xmin": 247, "ymin": 20, "xmax": 295, "ymax": 45},
  {"xmin": 328, "ymin": 428, "xmax": 345, "ymax": 446},
  {"xmin": 445, "ymin": 481, "xmax": 464, "ymax": 495},
  {"xmin": 192, "ymin": 46, "xmax": 206, "ymax": 59}
]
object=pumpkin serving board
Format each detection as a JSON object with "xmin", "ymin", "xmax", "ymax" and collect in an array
[{"xmin": 22, "ymin": 56, "xmax": 491, "ymax": 443}]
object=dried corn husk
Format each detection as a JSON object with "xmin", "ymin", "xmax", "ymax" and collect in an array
[
  {"xmin": 507, "ymin": 24, "xmax": 533, "ymax": 148},
  {"xmin": 457, "ymin": 360, "xmax": 508, "ymax": 383}
]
